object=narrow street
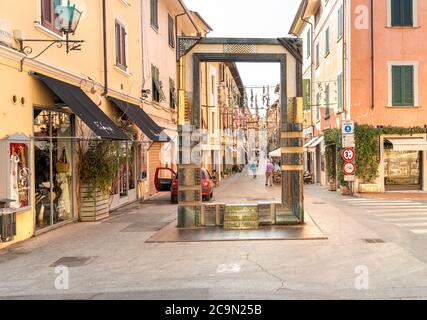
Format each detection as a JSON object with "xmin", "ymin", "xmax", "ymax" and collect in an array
[{"xmin": 1, "ymin": 175, "xmax": 426, "ymax": 300}]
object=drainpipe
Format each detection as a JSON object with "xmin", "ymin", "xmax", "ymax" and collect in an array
[
  {"xmin": 371, "ymin": 0, "xmax": 374, "ymax": 109},
  {"xmin": 102, "ymin": 0, "xmax": 108, "ymax": 96}
]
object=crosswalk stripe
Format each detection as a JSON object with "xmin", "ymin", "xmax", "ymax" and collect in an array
[
  {"xmin": 351, "ymin": 203, "xmax": 423, "ymax": 206},
  {"xmin": 410, "ymin": 229, "xmax": 427, "ymax": 234},
  {"xmin": 343, "ymin": 200, "xmax": 413, "ymax": 203},
  {"xmin": 385, "ymin": 217, "xmax": 427, "ymax": 222},
  {"xmin": 394, "ymin": 222, "xmax": 427, "ymax": 227},
  {"xmin": 375, "ymin": 213, "xmax": 427, "ymax": 217},
  {"xmin": 364, "ymin": 206, "xmax": 427, "ymax": 210}
]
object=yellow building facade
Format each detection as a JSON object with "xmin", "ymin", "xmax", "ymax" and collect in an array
[{"xmin": 0, "ymin": 0, "xmax": 210, "ymax": 249}]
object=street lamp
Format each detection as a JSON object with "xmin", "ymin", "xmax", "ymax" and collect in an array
[{"xmin": 19, "ymin": 1, "xmax": 84, "ymax": 58}]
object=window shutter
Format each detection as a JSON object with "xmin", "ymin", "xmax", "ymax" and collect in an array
[
  {"xmin": 338, "ymin": 5, "xmax": 343, "ymax": 38},
  {"xmin": 115, "ymin": 22, "xmax": 121, "ymax": 65},
  {"xmin": 325, "ymin": 84, "xmax": 330, "ymax": 117},
  {"xmin": 307, "ymin": 31, "xmax": 311, "ymax": 58},
  {"xmin": 392, "ymin": 66, "xmax": 403, "ymax": 106},
  {"xmin": 325, "ymin": 28, "xmax": 330, "ymax": 54},
  {"xmin": 41, "ymin": 0, "xmax": 53, "ymax": 27},
  {"xmin": 121, "ymin": 26, "xmax": 127, "ymax": 67},
  {"xmin": 403, "ymin": 66, "xmax": 414, "ymax": 105},
  {"xmin": 391, "ymin": 0, "xmax": 402, "ymax": 26},
  {"xmin": 403, "ymin": 0, "xmax": 413, "ymax": 26}
]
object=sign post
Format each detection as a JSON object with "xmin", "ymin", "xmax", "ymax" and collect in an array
[{"xmin": 342, "ymin": 121, "xmax": 356, "ymax": 195}]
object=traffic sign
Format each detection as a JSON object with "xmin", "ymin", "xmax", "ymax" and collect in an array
[
  {"xmin": 342, "ymin": 120, "xmax": 355, "ymax": 135},
  {"xmin": 342, "ymin": 134, "xmax": 355, "ymax": 148},
  {"xmin": 343, "ymin": 162, "xmax": 356, "ymax": 175},
  {"xmin": 341, "ymin": 148, "xmax": 355, "ymax": 161}
]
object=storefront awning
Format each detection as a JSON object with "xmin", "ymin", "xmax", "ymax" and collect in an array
[
  {"xmin": 304, "ymin": 136, "xmax": 324, "ymax": 148},
  {"xmin": 34, "ymin": 74, "xmax": 128, "ymax": 140},
  {"xmin": 108, "ymin": 97, "xmax": 170, "ymax": 142},
  {"xmin": 269, "ymin": 148, "xmax": 281, "ymax": 158},
  {"xmin": 386, "ymin": 138, "xmax": 427, "ymax": 151}
]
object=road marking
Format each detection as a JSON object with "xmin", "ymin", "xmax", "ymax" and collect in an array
[
  {"xmin": 375, "ymin": 213, "xmax": 427, "ymax": 217},
  {"xmin": 216, "ymin": 264, "xmax": 241, "ymax": 274},
  {"xmin": 351, "ymin": 203, "xmax": 423, "ymax": 207},
  {"xmin": 368, "ymin": 209, "xmax": 427, "ymax": 212},
  {"xmin": 394, "ymin": 222, "xmax": 427, "ymax": 228},
  {"xmin": 410, "ymin": 229, "xmax": 427, "ymax": 234},
  {"xmin": 385, "ymin": 217, "xmax": 427, "ymax": 222}
]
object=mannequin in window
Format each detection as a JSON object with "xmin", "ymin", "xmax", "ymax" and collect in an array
[{"xmin": 10, "ymin": 146, "xmax": 20, "ymax": 209}]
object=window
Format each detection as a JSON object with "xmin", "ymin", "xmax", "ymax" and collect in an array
[
  {"xmin": 211, "ymin": 75, "xmax": 216, "ymax": 95},
  {"xmin": 316, "ymin": 92, "xmax": 320, "ymax": 121},
  {"xmin": 211, "ymin": 112, "xmax": 215, "ymax": 133},
  {"xmin": 325, "ymin": 28, "xmax": 330, "ymax": 56},
  {"xmin": 338, "ymin": 5, "xmax": 343, "ymax": 39},
  {"xmin": 325, "ymin": 84, "xmax": 330, "ymax": 118},
  {"xmin": 306, "ymin": 30, "xmax": 311, "ymax": 58},
  {"xmin": 337, "ymin": 73, "xmax": 343, "ymax": 112},
  {"xmin": 169, "ymin": 78, "xmax": 176, "ymax": 109},
  {"xmin": 219, "ymin": 64, "xmax": 225, "ymax": 82},
  {"xmin": 41, "ymin": 0, "xmax": 61, "ymax": 34},
  {"xmin": 392, "ymin": 65, "xmax": 415, "ymax": 106},
  {"xmin": 391, "ymin": 0, "xmax": 414, "ymax": 26},
  {"xmin": 168, "ymin": 14, "xmax": 175, "ymax": 48},
  {"xmin": 115, "ymin": 20, "xmax": 127, "ymax": 70},
  {"xmin": 316, "ymin": 43, "xmax": 320, "ymax": 68},
  {"xmin": 150, "ymin": 0, "xmax": 159, "ymax": 29},
  {"xmin": 152, "ymin": 65, "xmax": 165, "ymax": 103}
]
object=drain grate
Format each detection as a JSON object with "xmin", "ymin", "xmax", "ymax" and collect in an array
[
  {"xmin": 50, "ymin": 256, "xmax": 95, "ymax": 268},
  {"xmin": 363, "ymin": 239, "xmax": 385, "ymax": 244}
]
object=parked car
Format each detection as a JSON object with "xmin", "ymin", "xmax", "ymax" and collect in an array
[
  {"xmin": 171, "ymin": 168, "xmax": 214, "ymax": 203},
  {"xmin": 154, "ymin": 167, "xmax": 177, "ymax": 193}
]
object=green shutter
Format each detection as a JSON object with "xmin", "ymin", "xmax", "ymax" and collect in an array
[
  {"xmin": 325, "ymin": 28, "xmax": 330, "ymax": 54},
  {"xmin": 403, "ymin": 66, "xmax": 414, "ymax": 105},
  {"xmin": 392, "ymin": 66, "xmax": 403, "ymax": 106},
  {"xmin": 316, "ymin": 43, "xmax": 320, "ymax": 67},
  {"xmin": 392, "ymin": 65, "xmax": 414, "ymax": 106},
  {"xmin": 303, "ymin": 79, "xmax": 311, "ymax": 111},
  {"xmin": 307, "ymin": 31, "xmax": 311, "ymax": 58},
  {"xmin": 338, "ymin": 6, "xmax": 343, "ymax": 38},
  {"xmin": 316, "ymin": 93, "xmax": 320, "ymax": 121},
  {"xmin": 403, "ymin": 0, "xmax": 413, "ymax": 26},
  {"xmin": 391, "ymin": 0, "xmax": 402, "ymax": 26}
]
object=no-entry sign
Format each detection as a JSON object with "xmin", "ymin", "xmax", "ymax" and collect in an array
[
  {"xmin": 343, "ymin": 162, "xmax": 356, "ymax": 175},
  {"xmin": 341, "ymin": 148, "xmax": 355, "ymax": 161}
]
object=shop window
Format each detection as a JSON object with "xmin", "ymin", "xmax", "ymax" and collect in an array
[
  {"xmin": 33, "ymin": 108, "xmax": 74, "ymax": 229},
  {"xmin": 391, "ymin": 0, "xmax": 414, "ymax": 27}
]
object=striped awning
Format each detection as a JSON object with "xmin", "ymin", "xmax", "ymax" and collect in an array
[{"xmin": 386, "ymin": 138, "xmax": 427, "ymax": 151}]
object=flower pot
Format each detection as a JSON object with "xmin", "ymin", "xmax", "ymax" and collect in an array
[{"xmin": 80, "ymin": 184, "xmax": 110, "ymax": 221}]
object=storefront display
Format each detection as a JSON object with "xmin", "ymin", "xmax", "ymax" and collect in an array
[
  {"xmin": 384, "ymin": 149, "xmax": 421, "ymax": 191},
  {"xmin": 33, "ymin": 108, "xmax": 74, "ymax": 229},
  {"xmin": 0, "ymin": 134, "xmax": 31, "ymax": 211}
]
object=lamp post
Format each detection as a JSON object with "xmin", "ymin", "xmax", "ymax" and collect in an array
[{"xmin": 19, "ymin": 1, "xmax": 84, "ymax": 58}]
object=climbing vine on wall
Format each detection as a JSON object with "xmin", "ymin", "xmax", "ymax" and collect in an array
[{"xmin": 324, "ymin": 125, "xmax": 427, "ymax": 185}]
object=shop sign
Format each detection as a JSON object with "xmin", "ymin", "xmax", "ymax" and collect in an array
[{"xmin": 0, "ymin": 18, "xmax": 13, "ymax": 47}]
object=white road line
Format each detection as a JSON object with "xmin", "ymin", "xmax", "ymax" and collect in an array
[
  {"xmin": 394, "ymin": 222, "xmax": 427, "ymax": 227},
  {"xmin": 385, "ymin": 217, "xmax": 427, "ymax": 222},
  {"xmin": 410, "ymin": 229, "xmax": 427, "ymax": 234},
  {"xmin": 364, "ymin": 206, "xmax": 427, "ymax": 210},
  {"xmin": 375, "ymin": 213, "xmax": 427, "ymax": 217},
  {"xmin": 343, "ymin": 200, "xmax": 413, "ymax": 203},
  {"xmin": 216, "ymin": 264, "xmax": 241, "ymax": 273},
  {"xmin": 368, "ymin": 209, "xmax": 427, "ymax": 212},
  {"xmin": 351, "ymin": 203, "xmax": 423, "ymax": 206}
]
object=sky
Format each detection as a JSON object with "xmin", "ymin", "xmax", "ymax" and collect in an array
[{"xmin": 184, "ymin": 0, "xmax": 301, "ymax": 114}]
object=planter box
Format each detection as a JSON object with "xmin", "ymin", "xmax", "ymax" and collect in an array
[
  {"xmin": 359, "ymin": 183, "xmax": 379, "ymax": 193},
  {"xmin": 80, "ymin": 185, "xmax": 110, "ymax": 222}
]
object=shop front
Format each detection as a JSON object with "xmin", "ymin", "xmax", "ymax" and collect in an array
[{"xmin": 382, "ymin": 136, "xmax": 427, "ymax": 191}]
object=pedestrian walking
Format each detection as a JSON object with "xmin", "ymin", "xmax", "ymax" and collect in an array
[
  {"xmin": 250, "ymin": 160, "xmax": 257, "ymax": 179},
  {"xmin": 265, "ymin": 160, "xmax": 274, "ymax": 186}
]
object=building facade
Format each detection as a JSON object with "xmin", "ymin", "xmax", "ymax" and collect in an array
[
  {"xmin": 290, "ymin": 0, "xmax": 427, "ymax": 193},
  {"xmin": 0, "ymin": 0, "xmax": 210, "ymax": 249}
]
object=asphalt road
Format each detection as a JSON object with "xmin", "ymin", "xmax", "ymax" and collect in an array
[{"xmin": 0, "ymin": 172, "xmax": 426, "ymax": 300}]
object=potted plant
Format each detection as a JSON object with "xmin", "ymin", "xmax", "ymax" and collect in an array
[{"xmin": 78, "ymin": 140, "xmax": 119, "ymax": 221}]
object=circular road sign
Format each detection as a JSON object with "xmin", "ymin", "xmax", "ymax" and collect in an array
[
  {"xmin": 343, "ymin": 162, "xmax": 356, "ymax": 175},
  {"xmin": 344, "ymin": 125, "xmax": 353, "ymax": 133},
  {"xmin": 342, "ymin": 148, "xmax": 355, "ymax": 161}
]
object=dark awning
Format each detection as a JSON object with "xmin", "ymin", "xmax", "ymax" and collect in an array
[
  {"xmin": 108, "ymin": 96, "xmax": 170, "ymax": 142},
  {"xmin": 34, "ymin": 73, "xmax": 129, "ymax": 140}
]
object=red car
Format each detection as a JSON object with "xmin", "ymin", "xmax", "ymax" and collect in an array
[{"xmin": 171, "ymin": 168, "xmax": 215, "ymax": 203}]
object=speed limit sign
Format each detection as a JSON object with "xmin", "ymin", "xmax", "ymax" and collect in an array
[
  {"xmin": 343, "ymin": 162, "xmax": 356, "ymax": 175},
  {"xmin": 341, "ymin": 148, "xmax": 355, "ymax": 161}
]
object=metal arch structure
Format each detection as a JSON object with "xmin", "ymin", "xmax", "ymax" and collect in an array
[{"xmin": 177, "ymin": 37, "xmax": 304, "ymax": 228}]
